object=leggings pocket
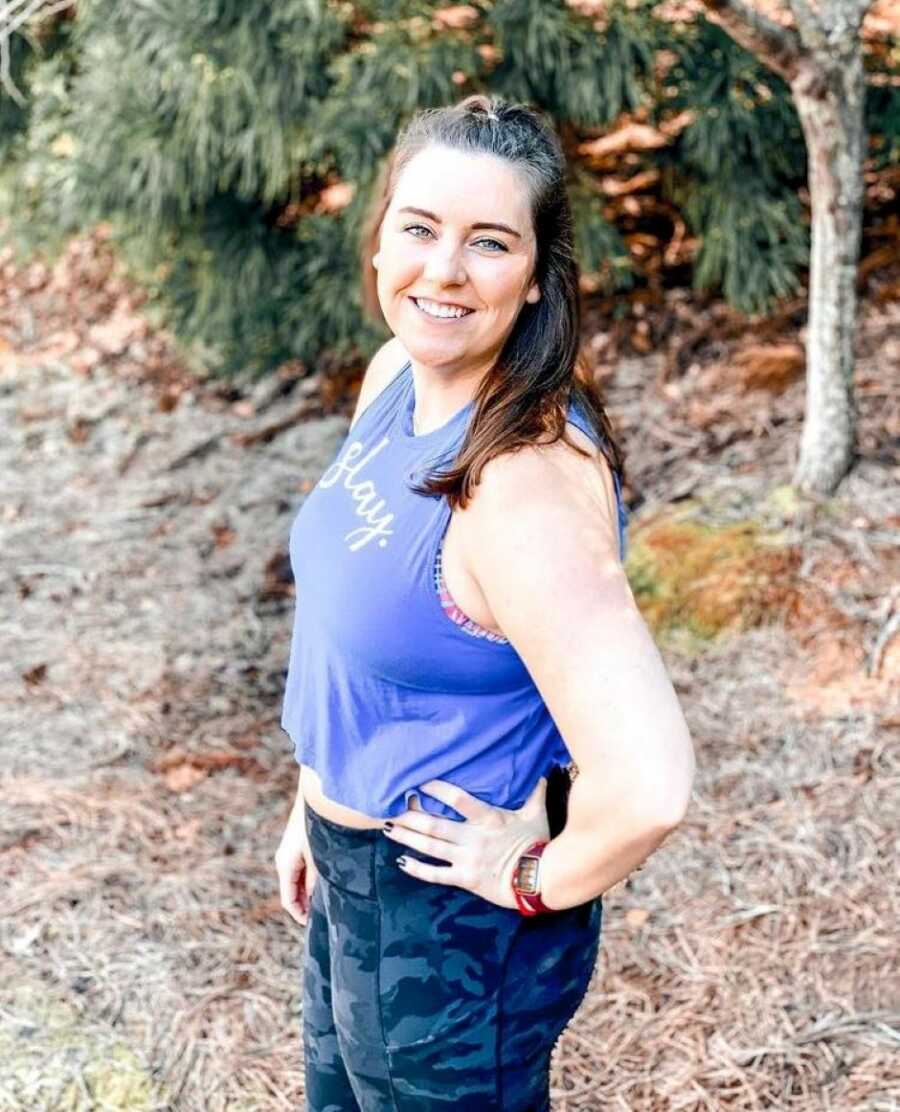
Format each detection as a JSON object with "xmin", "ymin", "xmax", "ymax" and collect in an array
[
  {"xmin": 385, "ymin": 1001, "xmax": 503, "ymax": 1111},
  {"xmin": 375, "ymin": 870, "xmax": 513, "ymax": 1109}
]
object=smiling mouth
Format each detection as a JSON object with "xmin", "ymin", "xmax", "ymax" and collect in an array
[{"xmin": 409, "ymin": 296, "xmax": 475, "ymax": 321}]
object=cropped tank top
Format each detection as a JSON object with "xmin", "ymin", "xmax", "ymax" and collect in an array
[{"xmin": 279, "ymin": 358, "xmax": 629, "ymax": 821}]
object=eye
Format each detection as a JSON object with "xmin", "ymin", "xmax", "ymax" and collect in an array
[
  {"xmin": 404, "ymin": 223, "xmax": 432, "ymax": 240},
  {"xmin": 475, "ymin": 237, "xmax": 507, "ymax": 253},
  {"xmin": 402, "ymin": 225, "xmax": 508, "ymax": 253}
]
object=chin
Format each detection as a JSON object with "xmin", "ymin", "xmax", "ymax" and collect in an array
[
  {"xmin": 399, "ymin": 341, "xmax": 464, "ymax": 370},
  {"xmin": 390, "ymin": 324, "xmax": 465, "ymax": 363}
]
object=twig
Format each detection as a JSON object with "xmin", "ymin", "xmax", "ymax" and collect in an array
[
  {"xmin": 697, "ymin": 0, "xmax": 803, "ymax": 82},
  {"xmin": 867, "ymin": 592, "xmax": 900, "ymax": 678}
]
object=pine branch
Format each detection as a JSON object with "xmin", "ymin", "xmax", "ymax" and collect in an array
[
  {"xmin": 696, "ymin": 0, "xmax": 803, "ymax": 82},
  {"xmin": 0, "ymin": 0, "xmax": 73, "ymax": 104}
]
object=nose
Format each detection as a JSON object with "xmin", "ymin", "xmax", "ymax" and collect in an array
[{"xmin": 423, "ymin": 240, "xmax": 467, "ymax": 286}]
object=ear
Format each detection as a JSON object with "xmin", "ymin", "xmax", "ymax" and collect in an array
[{"xmin": 525, "ymin": 280, "xmax": 540, "ymax": 304}]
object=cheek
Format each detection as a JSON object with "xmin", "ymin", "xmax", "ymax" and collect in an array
[
  {"xmin": 483, "ymin": 262, "xmax": 530, "ymax": 303},
  {"xmin": 377, "ymin": 261, "xmax": 413, "ymax": 306},
  {"xmin": 380, "ymin": 242, "xmax": 418, "ymax": 277}
]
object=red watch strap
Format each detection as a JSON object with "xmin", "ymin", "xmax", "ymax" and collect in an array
[
  {"xmin": 514, "ymin": 889, "xmax": 552, "ymax": 916},
  {"xmin": 512, "ymin": 841, "xmax": 552, "ymax": 916}
]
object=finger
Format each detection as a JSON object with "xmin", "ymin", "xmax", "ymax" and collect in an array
[
  {"xmin": 389, "ymin": 810, "xmax": 464, "ymax": 844},
  {"xmin": 297, "ymin": 873, "xmax": 315, "ymax": 926},
  {"xmin": 281, "ymin": 880, "xmax": 308, "ymax": 926},
  {"xmin": 279, "ymin": 860, "xmax": 309, "ymax": 923},
  {"xmin": 419, "ymin": 779, "xmax": 489, "ymax": 821},
  {"xmin": 397, "ymin": 854, "xmax": 460, "ymax": 887},
  {"xmin": 292, "ymin": 899, "xmax": 309, "ymax": 926},
  {"xmin": 278, "ymin": 864, "xmax": 297, "ymax": 909},
  {"xmin": 384, "ymin": 824, "xmax": 458, "ymax": 866}
]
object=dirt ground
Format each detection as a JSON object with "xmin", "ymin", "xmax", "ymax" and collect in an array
[{"xmin": 1, "ymin": 234, "xmax": 898, "ymax": 1110}]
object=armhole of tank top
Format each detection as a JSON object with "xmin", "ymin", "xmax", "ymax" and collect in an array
[
  {"xmin": 432, "ymin": 525, "xmax": 513, "ymax": 646},
  {"xmin": 348, "ymin": 355, "xmax": 410, "ymax": 434},
  {"xmin": 430, "ymin": 412, "xmax": 627, "ymax": 645},
  {"xmin": 565, "ymin": 411, "xmax": 627, "ymax": 564},
  {"xmin": 611, "ymin": 469, "xmax": 628, "ymax": 563}
]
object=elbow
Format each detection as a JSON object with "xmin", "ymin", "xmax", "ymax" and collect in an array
[
  {"xmin": 657, "ymin": 793, "xmax": 691, "ymax": 831},
  {"xmin": 643, "ymin": 738, "xmax": 696, "ymax": 831},
  {"xmin": 638, "ymin": 794, "xmax": 689, "ymax": 835}
]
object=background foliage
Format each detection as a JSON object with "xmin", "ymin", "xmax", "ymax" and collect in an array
[{"xmin": 1, "ymin": 0, "xmax": 897, "ymax": 375}]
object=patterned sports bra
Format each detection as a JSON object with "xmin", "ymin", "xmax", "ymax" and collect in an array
[{"xmin": 434, "ymin": 538, "xmax": 511, "ymax": 644}]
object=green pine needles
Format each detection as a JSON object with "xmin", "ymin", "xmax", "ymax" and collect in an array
[{"xmin": 0, "ymin": 0, "xmax": 896, "ymax": 374}]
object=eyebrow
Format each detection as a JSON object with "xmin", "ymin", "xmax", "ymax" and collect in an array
[{"xmin": 396, "ymin": 206, "xmax": 522, "ymax": 239}]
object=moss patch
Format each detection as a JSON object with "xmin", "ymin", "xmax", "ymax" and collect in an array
[
  {"xmin": 0, "ymin": 985, "xmax": 170, "ymax": 1111},
  {"xmin": 626, "ymin": 504, "xmax": 800, "ymax": 649}
]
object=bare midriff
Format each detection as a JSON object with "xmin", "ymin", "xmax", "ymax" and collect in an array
[{"xmin": 300, "ymin": 764, "xmax": 386, "ymax": 828}]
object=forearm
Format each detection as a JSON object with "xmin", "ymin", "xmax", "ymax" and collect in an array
[
  {"xmin": 289, "ymin": 764, "xmax": 307, "ymax": 822},
  {"xmin": 538, "ymin": 770, "xmax": 686, "ymax": 911}
]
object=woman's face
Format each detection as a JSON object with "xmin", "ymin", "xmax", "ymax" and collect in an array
[{"xmin": 374, "ymin": 143, "xmax": 541, "ymax": 375}]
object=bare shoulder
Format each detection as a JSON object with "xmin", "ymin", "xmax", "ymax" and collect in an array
[
  {"xmin": 349, "ymin": 336, "xmax": 409, "ymax": 431},
  {"xmin": 461, "ymin": 421, "xmax": 620, "ymax": 550},
  {"xmin": 454, "ymin": 424, "xmax": 624, "ymax": 641}
]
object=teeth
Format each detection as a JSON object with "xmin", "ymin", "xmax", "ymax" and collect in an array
[{"xmin": 415, "ymin": 298, "xmax": 471, "ymax": 319}]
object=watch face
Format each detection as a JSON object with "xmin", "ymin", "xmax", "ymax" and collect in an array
[{"xmin": 514, "ymin": 854, "xmax": 540, "ymax": 895}]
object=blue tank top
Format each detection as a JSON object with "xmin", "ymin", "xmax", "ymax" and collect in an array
[{"xmin": 279, "ymin": 358, "xmax": 629, "ymax": 820}]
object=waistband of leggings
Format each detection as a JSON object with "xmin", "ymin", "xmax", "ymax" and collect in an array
[{"xmin": 305, "ymin": 800, "xmax": 406, "ymax": 898}]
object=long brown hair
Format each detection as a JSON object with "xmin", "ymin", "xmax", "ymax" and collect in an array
[{"xmin": 358, "ymin": 93, "xmax": 627, "ymax": 511}]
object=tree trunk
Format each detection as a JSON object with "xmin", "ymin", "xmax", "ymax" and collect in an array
[{"xmin": 790, "ymin": 41, "xmax": 866, "ymax": 495}]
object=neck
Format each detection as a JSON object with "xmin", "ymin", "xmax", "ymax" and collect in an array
[{"xmin": 409, "ymin": 358, "xmax": 490, "ymax": 434}]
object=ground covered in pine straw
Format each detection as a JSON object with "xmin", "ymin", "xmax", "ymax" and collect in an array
[{"xmin": 1, "ymin": 233, "xmax": 897, "ymax": 1110}]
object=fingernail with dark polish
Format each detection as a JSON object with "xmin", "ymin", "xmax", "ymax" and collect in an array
[
  {"xmin": 383, "ymin": 821, "xmax": 394, "ymax": 832},
  {"xmin": 397, "ymin": 856, "xmax": 407, "ymax": 868}
]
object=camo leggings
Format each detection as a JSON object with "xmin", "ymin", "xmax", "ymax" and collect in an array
[{"xmin": 301, "ymin": 801, "xmax": 603, "ymax": 1111}]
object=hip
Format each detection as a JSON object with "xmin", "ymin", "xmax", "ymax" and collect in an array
[{"xmin": 304, "ymin": 800, "xmax": 603, "ymax": 1056}]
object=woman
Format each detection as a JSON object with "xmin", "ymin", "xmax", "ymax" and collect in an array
[{"xmin": 275, "ymin": 94, "xmax": 695, "ymax": 1111}]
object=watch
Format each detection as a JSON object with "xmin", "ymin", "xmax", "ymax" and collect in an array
[{"xmin": 511, "ymin": 840, "xmax": 552, "ymax": 915}]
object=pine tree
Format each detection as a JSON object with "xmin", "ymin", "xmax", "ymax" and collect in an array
[
  {"xmin": 697, "ymin": 0, "xmax": 880, "ymax": 494},
  {"xmin": 0, "ymin": 0, "xmax": 896, "ymax": 388}
]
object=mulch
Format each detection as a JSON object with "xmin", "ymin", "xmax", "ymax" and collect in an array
[{"xmin": 0, "ymin": 230, "xmax": 897, "ymax": 1110}]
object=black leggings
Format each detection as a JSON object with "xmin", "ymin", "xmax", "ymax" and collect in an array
[{"xmin": 302, "ymin": 801, "xmax": 603, "ymax": 1110}]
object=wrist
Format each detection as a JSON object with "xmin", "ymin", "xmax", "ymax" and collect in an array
[
  {"xmin": 510, "ymin": 839, "xmax": 555, "ymax": 916},
  {"xmin": 289, "ymin": 790, "xmax": 307, "ymax": 826}
]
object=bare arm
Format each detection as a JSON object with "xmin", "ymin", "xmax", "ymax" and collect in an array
[
  {"xmin": 462, "ymin": 442, "xmax": 696, "ymax": 910},
  {"xmin": 289, "ymin": 765, "xmax": 307, "ymax": 821}
]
